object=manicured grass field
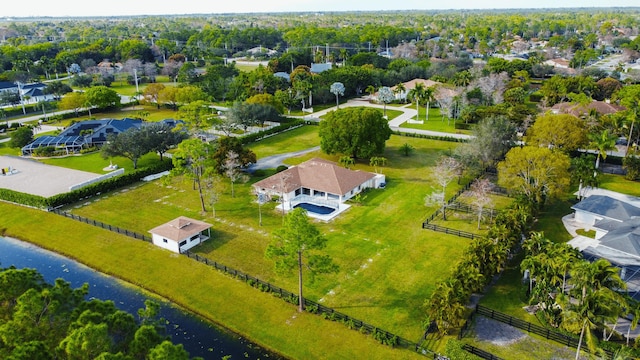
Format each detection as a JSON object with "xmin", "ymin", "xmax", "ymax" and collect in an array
[
  {"xmin": 69, "ymin": 131, "xmax": 478, "ymax": 341},
  {"xmin": 247, "ymin": 125, "xmax": 320, "ymax": 155},
  {"xmin": 0, "ymin": 202, "xmax": 424, "ymax": 360},
  {"xmin": 400, "ymin": 108, "xmax": 472, "ymax": 135},
  {"xmin": 39, "ymin": 151, "xmax": 166, "ymax": 173}
]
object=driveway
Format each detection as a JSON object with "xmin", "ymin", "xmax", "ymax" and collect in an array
[
  {"xmin": 299, "ymin": 97, "xmax": 472, "ymax": 141},
  {"xmin": 248, "ymin": 146, "xmax": 320, "ymax": 172}
]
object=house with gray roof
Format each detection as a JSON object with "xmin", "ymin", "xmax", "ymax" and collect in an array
[
  {"xmin": 21, "ymin": 118, "xmax": 182, "ymax": 156},
  {"xmin": 572, "ymin": 195, "xmax": 640, "ymax": 228},
  {"xmin": 569, "ymin": 192, "xmax": 640, "ymax": 300}
]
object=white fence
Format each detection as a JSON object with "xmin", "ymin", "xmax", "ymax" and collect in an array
[{"xmin": 69, "ymin": 168, "xmax": 124, "ymax": 191}]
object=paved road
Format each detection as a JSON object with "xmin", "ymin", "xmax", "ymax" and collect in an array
[
  {"xmin": 248, "ymin": 146, "xmax": 320, "ymax": 172},
  {"xmin": 298, "ymin": 97, "xmax": 472, "ymax": 141}
]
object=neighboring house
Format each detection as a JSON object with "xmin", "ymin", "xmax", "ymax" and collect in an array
[
  {"xmin": 0, "ymin": 82, "xmax": 52, "ymax": 104},
  {"xmin": 572, "ymin": 194, "xmax": 640, "ymax": 232},
  {"xmin": 569, "ymin": 191, "xmax": 640, "ymax": 299},
  {"xmin": 97, "ymin": 61, "xmax": 123, "ymax": 74},
  {"xmin": 252, "ymin": 158, "xmax": 385, "ymax": 218},
  {"xmin": 21, "ymin": 118, "xmax": 181, "ymax": 155},
  {"xmin": 148, "ymin": 216, "xmax": 212, "ymax": 254},
  {"xmin": 310, "ymin": 63, "xmax": 332, "ymax": 74},
  {"xmin": 246, "ymin": 46, "xmax": 278, "ymax": 57},
  {"xmin": 543, "ymin": 58, "xmax": 570, "ymax": 69},
  {"xmin": 551, "ymin": 100, "xmax": 625, "ymax": 118},
  {"xmin": 388, "ymin": 78, "xmax": 441, "ymax": 101},
  {"xmin": 273, "ymin": 72, "xmax": 290, "ymax": 82},
  {"xmin": 579, "ymin": 217, "xmax": 640, "ymax": 302},
  {"xmin": 377, "ymin": 50, "xmax": 393, "ymax": 58}
]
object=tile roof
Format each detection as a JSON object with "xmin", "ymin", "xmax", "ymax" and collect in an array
[
  {"xmin": 252, "ymin": 158, "xmax": 376, "ymax": 196},
  {"xmin": 148, "ymin": 216, "xmax": 212, "ymax": 242},
  {"xmin": 391, "ymin": 78, "xmax": 441, "ymax": 92},
  {"xmin": 551, "ymin": 100, "xmax": 626, "ymax": 117}
]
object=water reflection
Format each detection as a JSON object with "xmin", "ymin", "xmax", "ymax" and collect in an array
[{"xmin": 0, "ymin": 236, "xmax": 282, "ymax": 360}]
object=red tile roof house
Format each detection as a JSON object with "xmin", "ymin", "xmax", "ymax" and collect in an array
[
  {"xmin": 252, "ymin": 158, "xmax": 386, "ymax": 220},
  {"xmin": 148, "ymin": 216, "xmax": 212, "ymax": 254}
]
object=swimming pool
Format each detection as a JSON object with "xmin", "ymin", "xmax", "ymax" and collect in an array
[{"xmin": 294, "ymin": 202, "xmax": 336, "ymax": 215}]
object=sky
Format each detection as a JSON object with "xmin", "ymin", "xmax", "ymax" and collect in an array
[{"xmin": 4, "ymin": 0, "xmax": 639, "ymax": 18}]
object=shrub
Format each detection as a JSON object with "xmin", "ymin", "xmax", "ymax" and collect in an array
[
  {"xmin": 33, "ymin": 146, "xmax": 55, "ymax": 157},
  {"xmin": 46, "ymin": 160, "xmax": 174, "ymax": 208},
  {"xmin": 529, "ymin": 91, "xmax": 543, "ymax": 103},
  {"xmin": 444, "ymin": 339, "xmax": 482, "ymax": 360},
  {"xmin": 275, "ymin": 165, "xmax": 288, "ymax": 173}
]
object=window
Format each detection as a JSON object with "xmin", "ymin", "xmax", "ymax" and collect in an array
[
  {"xmin": 163, "ymin": 238, "xmax": 168, "ymax": 243},
  {"xmin": 190, "ymin": 234, "xmax": 199, "ymax": 242},
  {"xmin": 179, "ymin": 240, "xmax": 187, "ymax": 247}
]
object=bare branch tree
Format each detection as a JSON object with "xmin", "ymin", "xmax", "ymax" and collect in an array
[
  {"xmin": 223, "ymin": 150, "xmax": 248, "ymax": 198},
  {"xmin": 429, "ymin": 156, "xmax": 461, "ymax": 220},
  {"xmin": 468, "ymin": 178, "xmax": 494, "ymax": 229}
]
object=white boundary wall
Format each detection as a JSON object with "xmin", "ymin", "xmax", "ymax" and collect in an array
[{"xmin": 69, "ymin": 168, "xmax": 125, "ymax": 191}]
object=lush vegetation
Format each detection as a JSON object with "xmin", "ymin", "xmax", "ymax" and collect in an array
[
  {"xmin": 3, "ymin": 7, "xmax": 640, "ymax": 360},
  {"xmin": 0, "ymin": 267, "xmax": 199, "ymax": 360}
]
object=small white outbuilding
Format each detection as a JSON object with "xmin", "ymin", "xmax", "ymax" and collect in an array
[{"xmin": 148, "ymin": 216, "xmax": 212, "ymax": 254}]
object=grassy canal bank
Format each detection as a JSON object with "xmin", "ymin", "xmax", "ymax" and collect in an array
[{"xmin": 0, "ymin": 202, "xmax": 425, "ymax": 359}]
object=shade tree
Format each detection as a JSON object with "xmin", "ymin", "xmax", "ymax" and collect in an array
[
  {"xmin": 329, "ymin": 82, "xmax": 345, "ymax": 109},
  {"xmin": 171, "ymin": 138, "xmax": 215, "ymax": 212},
  {"xmin": 376, "ymin": 86, "xmax": 395, "ymax": 117},
  {"xmin": 526, "ymin": 113, "xmax": 588, "ymax": 153},
  {"xmin": 265, "ymin": 208, "xmax": 339, "ymax": 312},
  {"xmin": 319, "ymin": 107, "xmax": 391, "ymax": 159},
  {"xmin": 498, "ymin": 146, "xmax": 570, "ymax": 205}
]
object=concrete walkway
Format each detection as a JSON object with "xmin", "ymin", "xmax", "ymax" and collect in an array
[
  {"xmin": 299, "ymin": 97, "xmax": 472, "ymax": 141},
  {"xmin": 248, "ymin": 146, "xmax": 320, "ymax": 172}
]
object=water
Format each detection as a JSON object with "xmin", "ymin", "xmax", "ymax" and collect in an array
[
  {"xmin": 0, "ymin": 236, "xmax": 282, "ymax": 360},
  {"xmin": 294, "ymin": 202, "xmax": 336, "ymax": 215}
]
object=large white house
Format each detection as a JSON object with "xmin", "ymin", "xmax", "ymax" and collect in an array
[
  {"xmin": 252, "ymin": 158, "xmax": 385, "ymax": 219},
  {"xmin": 148, "ymin": 216, "xmax": 212, "ymax": 254}
]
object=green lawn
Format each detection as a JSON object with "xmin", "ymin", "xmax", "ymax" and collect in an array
[
  {"xmin": 0, "ymin": 202, "xmax": 424, "ymax": 360},
  {"xmin": 400, "ymin": 108, "xmax": 471, "ymax": 135},
  {"xmin": 68, "ymin": 133, "xmax": 481, "ymax": 341},
  {"xmin": 39, "ymin": 152, "xmax": 166, "ymax": 173},
  {"xmin": 247, "ymin": 125, "xmax": 320, "ymax": 156},
  {"xmin": 599, "ymin": 173, "xmax": 640, "ymax": 197}
]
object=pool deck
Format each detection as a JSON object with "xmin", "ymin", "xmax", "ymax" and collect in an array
[{"xmin": 276, "ymin": 202, "xmax": 351, "ymax": 221}]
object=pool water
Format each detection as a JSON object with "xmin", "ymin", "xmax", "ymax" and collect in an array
[{"xmin": 294, "ymin": 202, "xmax": 336, "ymax": 215}]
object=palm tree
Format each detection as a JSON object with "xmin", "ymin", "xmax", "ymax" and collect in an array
[
  {"xmin": 407, "ymin": 82, "xmax": 426, "ymax": 122},
  {"xmin": 588, "ymin": 129, "xmax": 617, "ymax": 169},
  {"xmin": 393, "ymin": 82, "xmax": 407, "ymax": 103},
  {"xmin": 563, "ymin": 259, "xmax": 627, "ymax": 359},
  {"xmin": 426, "ymin": 278, "xmax": 467, "ymax": 335},
  {"xmin": 365, "ymin": 85, "xmax": 376, "ymax": 100},
  {"xmin": 423, "ymin": 87, "xmax": 435, "ymax": 122}
]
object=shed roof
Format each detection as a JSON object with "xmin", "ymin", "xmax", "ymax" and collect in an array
[{"xmin": 148, "ymin": 216, "xmax": 212, "ymax": 242}]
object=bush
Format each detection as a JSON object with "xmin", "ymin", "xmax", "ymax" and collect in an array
[
  {"xmin": 239, "ymin": 120, "xmax": 304, "ymax": 144},
  {"xmin": 275, "ymin": 165, "xmax": 288, "ymax": 173},
  {"xmin": 444, "ymin": 339, "xmax": 483, "ymax": 360},
  {"xmin": 529, "ymin": 91, "xmax": 543, "ymax": 103},
  {"xmin": 0, "ymin": 188, "xmax": 48, "ymax": 207},
  {"xmin": 45, "ymin": 160, "xmax": 174, "ymax": 208},
  {"xmin": 33, "ymin": 146, "xmax": 55, "ymax": 157}
]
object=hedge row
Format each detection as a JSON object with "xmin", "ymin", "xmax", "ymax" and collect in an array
[
  {"xmin": 0, "ymin": 161, "xmax": 173, "ymax": 209},
  {"xmin": 0, "ymin": 188, "xmax": 48, "ymax": 208},
  {"xmin": 47, "ymin": 160, "xmax": 173, "ymax": 208},
  {"xmin": 392, "ymin": 130, "xmax": 469, "ymax": 143}
]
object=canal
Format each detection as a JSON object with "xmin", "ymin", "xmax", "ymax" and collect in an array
[{"xmin": 0, "ymin": 236, "xmax": 282, "ymax": 360}]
